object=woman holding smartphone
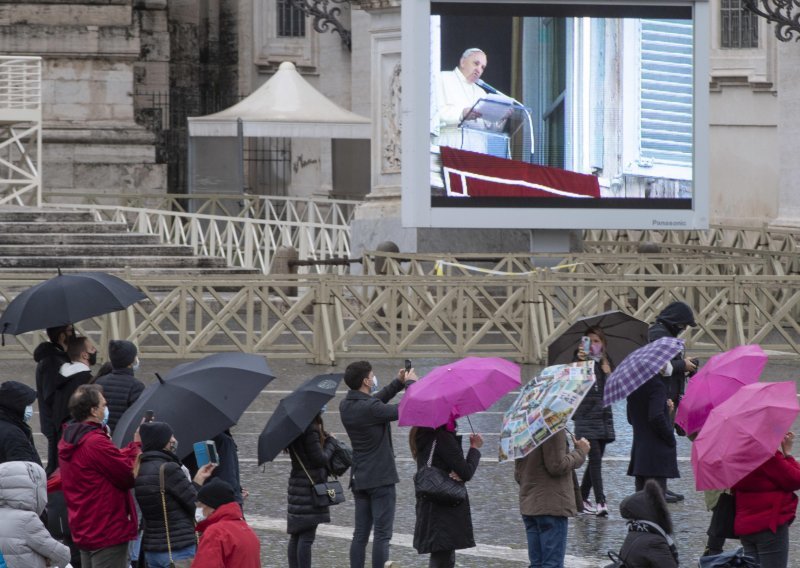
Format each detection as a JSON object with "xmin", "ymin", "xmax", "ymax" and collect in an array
[{"xmin": 573, "ymin": 327, "xmax": 615, "ymax": 517}]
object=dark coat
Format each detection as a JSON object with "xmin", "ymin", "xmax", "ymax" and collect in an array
[
  {"xmin": 339, "ymin": 378, "xmax": 406, "ymax": 490},
  {"xmin": 94, "ymin": 368, "xmax": 145, "ymax": 432},
  {"xmin": 134, "ymin": 449, "xmax": 198, "ymax": 552},
  {"xmin": 648, "ymin": 301, "xmax": 694, "ymax": 404},
  {"xmin": 286, "ymin": 422, "xmax": 336, "ymax": 534},
  {"xmin": 52, "ymin": 363, "xmax": 93, "ymax": 434},
  {"xmin": 413, "ymin": 427, "xmax": 480, "ymax": 554},
  {"xmin": 572, "ymin": 360, "xmax": 615, "ymax": 442},
  {"xmin": 626, "ymin": 377, "xmax": 678, "ymax": 479},
  {"xmin": 0, "ymin": 382, "xmax": 42, "ymax": 466},
  {"xmin": 33, "ymin": 342, "xmax": 69, "ymax": 436},
  {"xmin": 618, "ymin": 481, "xmax": 678, "ymax": 568}
]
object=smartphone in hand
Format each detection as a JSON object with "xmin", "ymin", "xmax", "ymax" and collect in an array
[
  {"xmin": 581, "ymin": 336, "xmax": 591, "ymax": 354},
  {"xmin": 404, "ymin": 359, "xmax": 412, "ymax": 372},
  {"xmin": 143, "ymin": 410, "xmax": 155, "ymax": 423}
]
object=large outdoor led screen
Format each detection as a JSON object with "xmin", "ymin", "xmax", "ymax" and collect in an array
[{"xmin": 402, "ymin": 0, "xmax": 709, "ymax": 229}]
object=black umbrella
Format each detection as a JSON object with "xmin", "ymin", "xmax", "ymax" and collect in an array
[
  {"xmin": 257, "ymin": 373, "xmax": 343, "ymax": 465},
  {"xmin": 112, "ymin": 353, "xmax": 275, "ymax": 459},
  {"xmin": 547, "ymin": 310, "xmax": 649, "ymax": 366},
  {"xmin": 0, "ymin": 270, "xmax": 146, "ymax": 336}
]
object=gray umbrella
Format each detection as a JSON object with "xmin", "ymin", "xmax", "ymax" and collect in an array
[{"xmin": 547, "ymin": 310, "xmax": 649, "ymax": 366}]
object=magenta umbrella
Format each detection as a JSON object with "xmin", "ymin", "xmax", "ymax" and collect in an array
[
  {"xmin": 675, "ymin": 344, "xmax": 768, "ymax": 435},
  {"xmin": 398, "ymin": 357, "xmax": 521, "ymax": 428},
  {"xmin": 692, "ymin": 381, "xmax": 799, "ymax": 491}
]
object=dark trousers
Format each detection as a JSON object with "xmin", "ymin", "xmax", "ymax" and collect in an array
[
  {"xmin": 429, "ymin": 550, "xmax": 455, "ymax": 568},
  {"xmin": 45, "ymin": 428, "xmax": 58, "ymax": 475},
  {"xmin": 635, "ymin": 476, "xmax": 666, "ymax": 493},
  {"xmin": 580, "ymin": 440, "xmax": 607, "ymax": 504},
  {"xmin": 288, "ymin": 526, "xmax": 317, "ymax": 568},
  {"xmin": 350, "ymin": 484, "xmax": 396, "ymax": 568},
  {"xmin": 740, "ymin": 522, "xmax": 790, "ymax": 568}
]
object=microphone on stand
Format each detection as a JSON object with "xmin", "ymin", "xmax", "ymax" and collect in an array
[{"xmin": 476, "ymin": 79, "xmax": 500, "ymax": 95}]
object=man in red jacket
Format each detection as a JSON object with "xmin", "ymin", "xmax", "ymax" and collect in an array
[
  {"xmin": 58, "ymin": 384, "xmax": 141, "ymax": 568},
  {"xmin": 192, "ymin": 479, "xmax": 261, "ymax": 568}
]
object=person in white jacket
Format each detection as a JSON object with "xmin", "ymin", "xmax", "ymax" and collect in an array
[{"xmin": 0, "ymin": 461, "xmax": 71, "ymax": 568}]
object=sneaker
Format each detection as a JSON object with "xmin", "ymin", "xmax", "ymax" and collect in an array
[
  {"xmin": 596, "ymin": 502, "xmax": 609, "ymax": 517},
  {"xmin": 581, "ymin": 499, "xmax": 596, "ymax": 514}
]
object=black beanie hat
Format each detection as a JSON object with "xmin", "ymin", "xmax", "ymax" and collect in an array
[
  {"xmin": 139, "ymin": 421, "xmax": 173, "ymax": 452},
  {"xmin": 108, "ymin": 340, "xmax": 137, "ymax": 369},
  {"xmin": 0, "ymin": 381, "xmax": 36, "ymax": 414},
  {"xmin": 197, "ymin": 479, "xmax": 236, "ymax": 510}
]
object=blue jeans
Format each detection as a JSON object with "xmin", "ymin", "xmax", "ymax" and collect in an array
[
  {"xmin": 350, "ymin": 484, "xmax": 396, "ymax": 568},
  {"xmin": 145, "ymin": 545, "xmax": 196, "ymax": 568},
  {"xmin": 522, "ymin": 515, "xmax": 568, "ymax": 568},
  {"xmin": 740, "ymin": 523, "xmax": 790, "ymax": 568}
]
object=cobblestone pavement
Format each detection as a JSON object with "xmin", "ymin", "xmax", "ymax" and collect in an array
[{"xmin": 8, "ymin": 355, "xmax": 800, "ymax": 567}]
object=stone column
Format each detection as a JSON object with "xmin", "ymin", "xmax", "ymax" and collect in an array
[{"xmin": 773, "ymin": 40, "xmax": 800, "ymax": 226}]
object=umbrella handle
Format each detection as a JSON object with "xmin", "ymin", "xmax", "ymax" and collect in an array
[{"xmin": 466, "ymin": 415, "xmax": 475, "ymax": 434}]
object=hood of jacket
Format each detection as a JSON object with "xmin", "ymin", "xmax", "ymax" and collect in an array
[
  {"xmin": 60, "ymin": 361, "xmax": 91, "ymax": 378},
  {"xmin": 33, "ymin": 341, "xmax": 65, "ymax": 363},
  {"xmin": 619, "ymin": 480, "xmax": 673, "ymax": 534},
  {"xmin": 59, "ymin": 421, "xmax": 107, "ymax": 461},
  {"xmin": 0, "ymin": 461, "xmax": 47, "ymax": 516},
  {"xmin": 655, "ymin": 301, "xmax": 696, "ymax": 335},
  {"xmin": 0, "ymin": 380, "xmax": 36, "ymax": 415}
]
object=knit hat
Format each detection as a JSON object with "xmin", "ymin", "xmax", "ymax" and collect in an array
[
  {"xmin": 139, "ymin": 421, "xmax": 173, "ymax": 452},
  {"xmin": 197, "ymin": 479, "xmax": 236, "ymax": 510},
  {"xmin": 108, "ymin": 340, "xmax": 137, "ymax": 369},
  {"xmin": 0, "ymin": 381, "xmax": 36, "ymax": 414}
]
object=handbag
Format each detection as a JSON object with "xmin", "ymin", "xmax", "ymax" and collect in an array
[
  {"xmin": 413, "ymin": 438, "xmax": 467, "ymax": 507},
  {"xmin": 707, "ymin": 491, "xmax": 736, "ymax": 540},
  {"xmin": 159, "ymin": 464, "xmax": 194, "ymax": 568},
  {"xmin": 328, "ymin": 437, "xmax": 353, "ymax": 476},
  {"xmin": 293, "ymin": 449, "xmax": 346, "ymax": 507},
  {"xmin": 698, "ymin": 547, "xmax": 758, "ymax": 568}
]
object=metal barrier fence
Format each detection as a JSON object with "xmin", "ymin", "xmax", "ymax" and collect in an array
[
  {"xmin": 35, "ymin": 193, "xmax": 359, "ymax": 274},
  {"xmin": 2, "ymin": 273, "xmax": 800, "ymax": 363}
]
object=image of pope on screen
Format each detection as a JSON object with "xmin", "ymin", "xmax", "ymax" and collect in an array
[{"xmin": 429, "ymin": 8, "xmax": 695, "ymax": 209}]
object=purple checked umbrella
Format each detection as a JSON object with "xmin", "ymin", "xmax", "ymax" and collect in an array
[
  {"xmin": 603, "ymin": 337, "xmax": 684, "ymax": 406},
  {"xmin": 398, "ymin": 357, "xmax": 521, "ymax": 428}
]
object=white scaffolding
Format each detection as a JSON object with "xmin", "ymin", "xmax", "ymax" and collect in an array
[{"xmin": 0, "ymin": 56, "xmax": 42, "ymax": 207}]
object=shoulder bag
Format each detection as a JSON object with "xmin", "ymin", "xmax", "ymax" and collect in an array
[
  {"xmin": 159, "ymin": 464, "xmax": 193, "ymax": 568},
  {"xmin": 413, "ymin": 438, "xmax": 467, "ymax": 507},
  {"xmin": 328, "ymin": 437, "xmax": 353, "ymax": 476},
  {"xmin": 293, "ymin": 449, "xmax": 345, "ymax": 507}
]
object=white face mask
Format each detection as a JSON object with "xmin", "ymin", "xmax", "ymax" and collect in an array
[
  {"xmin": 23, "ymin": 405, "xmax": 33, "ymax": 423},
  {"xmin": 195, "ymin": 507, "xmax": 206, "ymax": 523},
  {"xmin": 132, "ymin": 358, "xmax": 140, "ymax": 372},
  {"xmin": 370, "ymin": 375, "xmax": 379, "ymax": 394},
  {"xmin": 102, "ymin": 406, "xmax": 109, "ymax": 425}
]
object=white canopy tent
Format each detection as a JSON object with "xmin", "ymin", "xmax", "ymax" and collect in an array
[{"xmin": 187, "ymin": 61, "xmax": 370, "ymax": 196}]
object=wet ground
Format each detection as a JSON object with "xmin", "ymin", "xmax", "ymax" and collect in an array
[{"xmin": 9, "ymin": 355, "xmax": 800, "ymax": 567}]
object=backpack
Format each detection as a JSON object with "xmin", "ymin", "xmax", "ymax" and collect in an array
[{"xmin": 698, "ymin": 548, "xmax": 758, "ymax": 568}]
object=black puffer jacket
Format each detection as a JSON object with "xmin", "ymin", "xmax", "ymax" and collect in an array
[
  {"xmin": 0, "ymin": 383, "xmax": 41, "ymax": 466},
  {"xmin": 572, "ymin": 360, "xmax": 615, "ymax": 442},
  {"xmin": 52, "ymin": 362, "xmax": 93, "ymax": 434},
  {"xmin": 134, "ymin": 450, "xmax": 198, "ymax": 552},
  {"xmin": 95, "ymin": 368, "xmax": 145, "ymax": 432},
  {"xmin": 33, "ymin": 341, "xmax": 69, "ymax": 436},
  {"xmin": 286, "ymin": 423, "xmax": 335, "ymax": 534},
  {"xmin": 618, "ymin": 480, "xmax": 678, "ymax": 567}
]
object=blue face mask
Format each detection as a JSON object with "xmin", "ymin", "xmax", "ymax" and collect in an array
[
  {"xmin": 102, "ymin": 406, "xmax": 109, "ymax": 425},
  {"xmin": 23, "ymin": 405, "xmax": 33, "ymax": 423}
]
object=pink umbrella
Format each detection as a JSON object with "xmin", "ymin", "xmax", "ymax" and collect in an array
[
  {"xmin": 398, "ymin": 357, "xmax": 521, "ymax": 428},
  {"xmin": 676, "ymin": 344, "xmax": 768, "ymax": 435},
  {"xmin": 692, "ymin": 381, "xmax": 799, "ymax": 491}
]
